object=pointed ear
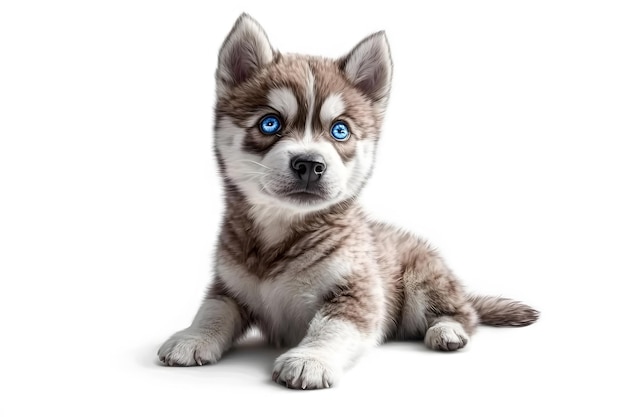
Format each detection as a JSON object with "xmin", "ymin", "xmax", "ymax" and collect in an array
[
  {"xmin": 216, "ymin": 14, "xmax": 274, "ymax": 94},
  {"xmin": 339, "ymin": 31, "xmax": 392, "ymax": 104}
]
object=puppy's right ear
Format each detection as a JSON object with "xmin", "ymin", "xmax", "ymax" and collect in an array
[
  {"xmin": 339, "ymin": 31, "xmax": 392, "ymax": 107},
  {"xmin": 216, "ymin": 14, "xmax": 274, "ymax": 95}
]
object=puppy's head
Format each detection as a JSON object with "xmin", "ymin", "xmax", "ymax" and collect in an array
[{"xmin": 214, "ymin": 14, "xmax": 392, "ymax": 214}]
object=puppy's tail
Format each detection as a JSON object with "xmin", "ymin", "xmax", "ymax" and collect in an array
[{"xmin": 468, "ymin": 294, "xmax": 539, "ymax": 327}]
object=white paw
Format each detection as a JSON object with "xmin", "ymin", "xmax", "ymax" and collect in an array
[
  {"xmin": 158, "ymin": 328, "xmax": 223, "ymax": 366},
  {"xmin": 272, "ymin": 349, "xmax": 337, "ymax": 390},
  {"xmin": 425, "ymin": 321, "xmax": 469, "ymax": 352}
]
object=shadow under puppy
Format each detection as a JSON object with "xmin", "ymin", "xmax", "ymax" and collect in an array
[{"xmin": 158, "ymin": 13, "xmax": 539, "ymax": 390}]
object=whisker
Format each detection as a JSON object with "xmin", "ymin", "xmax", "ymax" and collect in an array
[
  {"xmin": 240, "ymin": 160, "xmax": 271, "ymax": 170},
  {"xmin": 240, "ymin": 171, "xmax": 269, "ymax": 176},
  {"xmin": 259, "ymin": 178, "xmax": 278, "ymax": 193},
  {"xmin": 240, "ymin": 172, "xmax": 272, "ymax": 183}
]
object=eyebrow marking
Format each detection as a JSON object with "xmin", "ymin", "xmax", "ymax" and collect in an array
[
  {"xmin": 266, "ymin": 87, "xmax": 298, "ymax": 120},
  {"xmin": 319, "ymin": 93, "xmax": 346, "ymax": 125}
]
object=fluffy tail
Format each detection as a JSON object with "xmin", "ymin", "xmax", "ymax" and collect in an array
[{"xmin": 468, "ymin": 294, "xmax": 539, "ymax": 327}]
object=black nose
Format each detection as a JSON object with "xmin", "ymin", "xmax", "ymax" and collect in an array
[{"xmin": 290, "ymin": 156, "xmax": 326, "ymax": 183}]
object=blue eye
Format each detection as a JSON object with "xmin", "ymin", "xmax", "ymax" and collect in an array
[
  {"xmin": 259, "ymin": 115, "xmax": 282, "ymax": 135},
  {"xmin": 330, "ymin": 121, "xmax": 350, "ymax": 141}
]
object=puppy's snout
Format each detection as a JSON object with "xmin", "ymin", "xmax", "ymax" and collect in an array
[{"xmin": 290, "ymin": 155, "xmax": 326, "ymax": 183}]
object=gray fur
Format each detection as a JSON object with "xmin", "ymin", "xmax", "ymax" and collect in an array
[{"xmin": 158, "ymin": 13, "xmax": 539, "ymax": 389}]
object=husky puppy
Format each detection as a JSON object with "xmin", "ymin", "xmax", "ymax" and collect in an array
[{"xmin": 158, "ymin": 14, "xmax": 539, "ymax": 389}]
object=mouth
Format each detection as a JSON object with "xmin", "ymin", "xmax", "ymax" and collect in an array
[
  {"xmin": 258, "ymin": 178, "xmax": 337, "ymax": 207},
  {"xmin": 283, "ymin": 190, "xmax": 327, "ymax": 204}
]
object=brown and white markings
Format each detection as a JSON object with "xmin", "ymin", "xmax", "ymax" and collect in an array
[{"xmin": 157, "ymin": 13, "xmax": 539, "ymax": 389}]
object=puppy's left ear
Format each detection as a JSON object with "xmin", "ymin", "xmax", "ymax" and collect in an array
[
  {"xmin": 216, "ymin": 14, "xmax": 274, "ymax": 95},
  {"xmin": 339, "ymin": 31, "xmax": 392, "ymax": 105}
]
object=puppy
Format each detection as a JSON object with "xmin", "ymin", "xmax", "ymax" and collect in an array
[{"xmin": 158, "ymin": 13, "xmax": 539, "ymax": 389}]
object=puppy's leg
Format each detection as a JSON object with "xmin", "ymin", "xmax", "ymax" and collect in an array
[
  {"xmin": 401, "ymin": 241, "xmax": 479, "ymax": 351},
  {"xmin": 158, "ymin": 280, "xmax": 249, "ymax": 366},
  {"xmin": 421, "ymin": 272, "xmax": 478, "ymax": 352},
  {"xmin": 272, "ymin": 281, "xmax": 380, "ymax": 390}
]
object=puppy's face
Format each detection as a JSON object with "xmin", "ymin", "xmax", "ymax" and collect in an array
[{"xmin": 214, "ymin": 15, "xmax": 392, "ymax": 214}]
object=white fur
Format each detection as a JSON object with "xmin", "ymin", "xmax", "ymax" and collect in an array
[
  {"xmin": 319, "ymin": 93, "xmax": 345, "ymax": 125},
  {"xmin": 216, "ymin": 249, "xmax": 352, "ymax": 347},
  {"xmin": 267, "ymin": 88, "xmax": 298, "ymax": 121},
  {"xmin": 273, "ymin": 318, "xmax": 372, "ymax": 389},
  {"xmin": 214, "ymin": 84, "xmax": 377, "ymax": 237},
  {"xmin": 215, "ymin": 112, "xmax": 368, "ymax": 222},
  {"xmin": 260, "ymin": 137, "xmax": 348, "ymax": 200},
  {"xmin": 158, "ymin": 298, "xmax": 244, "ymax": 365},
  {"xmin": 344, "ymin": 138, "xmax": 376, "ymax": 197},
  {"xmin": 161, "ymin": 16, "xmax": 396, "ymax": 389},
  {"xmin": 214, "ymin": 117, "xmax": 247, "ymax": 158},
  {"xmin": 302, "ymin": 67, "xmax": 316, "ymax": 145},
  {"xmin": 424, "ymin": 320, "xmax": 469, "ymax": 351},
  {"xmin": 214, "ymin": 117, "xmax": 279, "ymax": 212},
  {"xmin": 215, "ymin": 114, "xmax": 372, "ymax": 234},
  {"xmin": 248, "ymin": 203, "xmax": 304, "ymax": 246}
]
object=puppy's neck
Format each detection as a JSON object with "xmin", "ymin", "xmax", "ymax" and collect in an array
[
  {"xmin": 247, "ymin": 202, "xmax": 305, "ymax": 247},
  {"xmin": 223, "ymin": 188, "xmax": 356, "ymax": 249}
]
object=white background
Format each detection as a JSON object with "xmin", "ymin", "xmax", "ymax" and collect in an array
[{"xmin": 1, "ymin": 0, "xmax": 625, "ymax": 415}]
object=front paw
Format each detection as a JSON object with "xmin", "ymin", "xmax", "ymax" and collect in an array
[
  {"xmin": 272, "ymin": 350, "xmax": 337, "ymax": 390},
  {"xmin": 158, "ymin": 328, "xmax": 223, "ymax": 366}
]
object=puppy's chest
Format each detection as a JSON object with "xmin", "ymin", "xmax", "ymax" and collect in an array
[{"xmin": 217, "ymin": 248, "xmax": 351, "ymax": 346}]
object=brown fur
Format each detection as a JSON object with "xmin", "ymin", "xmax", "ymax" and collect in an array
[
  {"xmin": 216, "ymin": 55, "xmax": 380, "ymax": 164},
  {"xmin": 158, "ymin": 14, "xmax": 539, "ymax": 389},
  {"xmin": 212, "ymin": 185, "xmax": 538, "ymax": 340},
  {"xmin": 209, "ymin": 12, "xmax": 538, "ymax": 348},
  {"xmin": 468, "ymin": 295, "xmax": 540, "ymax": 326}
]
